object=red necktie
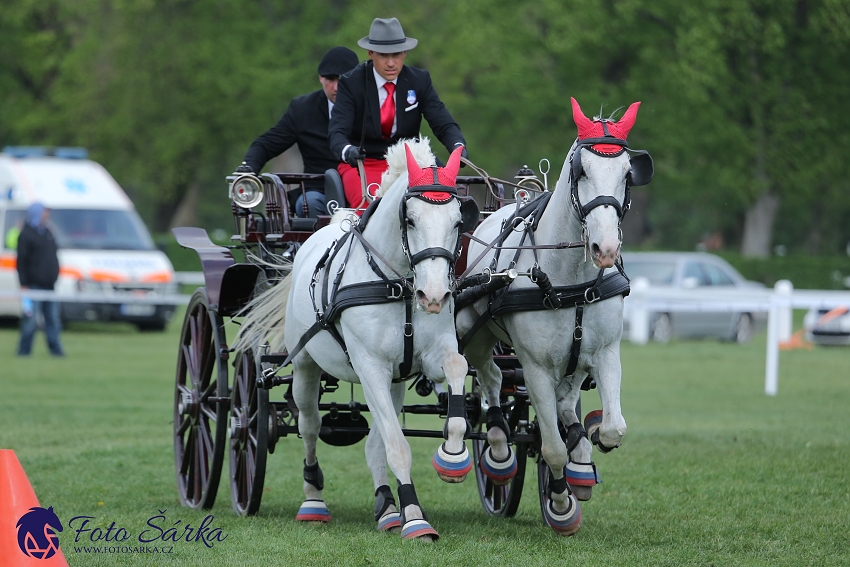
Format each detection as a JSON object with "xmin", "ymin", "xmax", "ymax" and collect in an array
[{"xmin": 380, "ymin": 83, "xmax": 396, "ymax": 138}]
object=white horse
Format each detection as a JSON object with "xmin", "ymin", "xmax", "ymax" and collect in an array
[
  {"xmin": 456, "ymin": 98, "xmax": 653, "ymax": 535},
  {"xmin": 236, "ymin": 138, "xmax": 478, "ymax": 541}
]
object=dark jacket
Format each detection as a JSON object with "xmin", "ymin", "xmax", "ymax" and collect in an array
[
  {"xmin": 329, "ymin": 62, "xmax": 465, "ymax": 160},
  {"xmin": 243, "ymin": 89, "xmax": 338, "ymax": 188},
  {"xmin": 16, "ymin": 224, "xmax": 60, "ymax": 289}
]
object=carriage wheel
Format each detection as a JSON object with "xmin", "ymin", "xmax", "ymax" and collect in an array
[
  {"xmin": 173, "ymin": 289, "xmax": 228, "ymax": 509},
  {"xmin": 228, "ymin": 347, "xmax": 269, "ymax": 516},
  {"xmin": 472, "ymin": 380, "xmax": 529, "ymax": 517}
]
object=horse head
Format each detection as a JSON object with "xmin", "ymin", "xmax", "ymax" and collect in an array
[
  {"xmin": 570, "ymin": 97, "xmax": 651, "ymax": 269},
  {"xmin": 402, "ymin": 143, "xmax": 476, "ymax": 313}
]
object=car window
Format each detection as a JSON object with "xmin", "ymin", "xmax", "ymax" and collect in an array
[
  {"xmin": 683, "ymin": 262, "xmax": 711, "ymax": 286},
  {"xmin": 624, "ymin": 260, "xmax": 676, "ymax": 285},
  {"xmin": 702, "ymin": 263, "xmax": 735, "ymax": 286}
]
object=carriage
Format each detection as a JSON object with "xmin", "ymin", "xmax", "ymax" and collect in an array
[{"xmin": 170, "ymin": 99, "xmax": 652, "ymax": 538}]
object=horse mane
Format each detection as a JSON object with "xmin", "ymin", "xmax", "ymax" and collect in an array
[{"xmin": 376, "ymin": 137, "xmax": 436, "ymax": 197}]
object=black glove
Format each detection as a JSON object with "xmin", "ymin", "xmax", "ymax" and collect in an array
[
  {"xmin": 459, "ymin": 145, "xmax": 468, "ymax": 168},
  {"xmin": 345, "ymin": 146, "xmax": 365, "ymax": 168}
]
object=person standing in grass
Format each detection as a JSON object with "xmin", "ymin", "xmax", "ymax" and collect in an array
[{"xmin": 16, "ymin": 202, "xmax": 64, "ymax": 357}]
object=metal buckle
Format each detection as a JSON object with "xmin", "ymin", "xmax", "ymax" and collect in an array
[
  {"xmin": 573, "ymin": 325, "xmax": 583, "ymax": 340},
  {"xmin": 584, "ymin": 287, "xmax": 600, "ymax": 303},
  {"xmin": 388, "ymin": 282, "xmax": 403, "ymax": 299},
  {"xmin": 403, "ymin": 322, "xmax": 414, "ymax": 337}
]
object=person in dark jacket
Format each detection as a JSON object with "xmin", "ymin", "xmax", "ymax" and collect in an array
[
  {"xmin": 242, "ymin": 46, "xmax": 360, "ymax": 217},
  {"xmin": 16, "ymin": 202, "xmax": 64, "ymax": 356},
  {"xmin": 329, "ymin": 17, "xmax": 467, "ymax": 208}
]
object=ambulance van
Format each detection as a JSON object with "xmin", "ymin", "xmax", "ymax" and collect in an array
[{"xmin": 0, "ymin": 147, "xmax": 176, "ymax": 330}]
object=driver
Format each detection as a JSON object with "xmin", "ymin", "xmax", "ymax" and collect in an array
[
  {"xmin": 241, "ymin": 46, "xmax": 360, "ymax": 217},
  {"xmin": 328, "ymin": 17, "xmax": 468, "ymax": 208}
]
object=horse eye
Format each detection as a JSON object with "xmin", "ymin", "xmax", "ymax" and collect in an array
[{"xmin": 406, "ymin": 217, "xmax": 415, "ymax": 228}]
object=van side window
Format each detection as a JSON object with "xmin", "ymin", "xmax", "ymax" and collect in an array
[{"xmin": 3, "ymin": 210, "xmax": 26, "ymax": 250}]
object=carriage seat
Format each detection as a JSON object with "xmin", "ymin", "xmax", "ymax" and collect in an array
[{"xmin": 324, "ymin": 168, "xmax": 347, "ymax": 213}]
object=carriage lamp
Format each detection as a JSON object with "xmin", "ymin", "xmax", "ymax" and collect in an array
[{"xmin": 230, "ymin": 172, "xmax": 264, "ymax": 209}]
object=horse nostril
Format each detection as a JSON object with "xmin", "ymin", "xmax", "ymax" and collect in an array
[
  {"xmin": 416, "ymin": 290, "xmax": 426, "ymax": 304},
  {"xmin": 591, "ymin": 243, "xmax": 602, "ymax": 257}
]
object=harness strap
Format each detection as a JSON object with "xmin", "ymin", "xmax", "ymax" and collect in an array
[
  {"xmin": 565, "ymin": 304, "xmax": 584, "ymax": 377},
  {"xmin": 486, "ymin": 405, "xmax": 511, "ymax": 440}
]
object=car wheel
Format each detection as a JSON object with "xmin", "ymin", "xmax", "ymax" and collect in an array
[
  {"xmin": 651, "ymin": 313, "xmax": 672, "ymax": 343},
  {"xmin": 731, "ymin": 313, "xmax": 753, "ymax": 344}
]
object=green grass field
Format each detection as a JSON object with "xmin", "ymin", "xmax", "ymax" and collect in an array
[{"xmin": 2, "ymin": 314, "xmax": 849, "ymax": 566}]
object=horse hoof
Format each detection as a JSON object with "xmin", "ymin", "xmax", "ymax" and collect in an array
[
  {"xmin": 566, "ymin": 460, "xmax": 601, "ymax": 500},
  {"xmin": 480, "ymin": 445, "xmax": 517, "ymax": 486},
  {"xmin": 432, "ymin": 442, "xmax": 472, "ymax": 482},
  {"xmin": 401, "ymin": 519, "xmax": 439, "ymax": 541},
  {"xmin": 377, "ymin": 511, "xmax": 402, "ymax": 532},
  {"xmin": 570, "ymin": 485, "xmax": 593, "ymax": 502},
  {"xmin": 295, "ymin": 499, "xmax": 331, "ymax": 523},
  {"xmin": 543, "ymin": 494, "xmax": 582, "ymax": 536}
]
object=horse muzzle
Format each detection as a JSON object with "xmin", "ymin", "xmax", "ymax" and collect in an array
[
  {"xmin": 590, "ymin": 240, "xmax": 621, "ymax": 269},
  {"xmin": 416, "ymin": 289, "xmax": 451, "ymax": 314}
]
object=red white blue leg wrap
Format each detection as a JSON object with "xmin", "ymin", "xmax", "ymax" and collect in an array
[{"xmin": 295, "ymin": 499, "xmax": 331, "ymax": 522}]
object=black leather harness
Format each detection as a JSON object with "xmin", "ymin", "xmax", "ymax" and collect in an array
[
  {"xmin": 455, "ymin": 131, "xmax": 653, "ymax": 376},
  {"xmin": 281, "ymin": 178, "xmax": 477, "ymax": 381}
]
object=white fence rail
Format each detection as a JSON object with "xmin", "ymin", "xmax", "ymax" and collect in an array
[
  {"xmin": 626, "ymin": 280, "xmax": 850, "ymax": 396},
  {"xmin": 4, "ymin": 273, "xmax": 848, "ymax": 396}
]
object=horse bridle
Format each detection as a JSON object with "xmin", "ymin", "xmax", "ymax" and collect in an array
[
  {"xmin": 398, "ymin": 167, "xmax": 480, "ymax": 272},
  {"xmin": 569, "ymin": 127, "xmax": 654, "ymax": 225}
]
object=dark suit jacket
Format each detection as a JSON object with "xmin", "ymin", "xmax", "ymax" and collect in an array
[
  {"xmin": 329, "ymin": 62, "xmax": 465, "ymax": 160},
  {"xmin": 243, "ymin": 89, "xmax": 337, "ymax": 189}
]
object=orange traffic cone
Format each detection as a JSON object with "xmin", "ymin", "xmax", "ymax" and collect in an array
[
  {"xmin": 779, "ymin": 329, "xmax": 813, "ymax": 351},
  {"xmin": 0, "ymin": 450, "xmax": 69, "ymax": 566}
]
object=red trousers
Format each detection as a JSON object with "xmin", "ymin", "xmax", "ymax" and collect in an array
[{"xmin": 338, "ymin": 159, "xmax": 389, "ymax": 209}]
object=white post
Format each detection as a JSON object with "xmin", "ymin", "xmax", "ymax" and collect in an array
[
  {"xmin": 629, "ymin": 277, "xmax": 649, "ymax": 345},
  {"xmin": 776, "ymin": 279, "xmax": 793, "ymax": 342},
  {"xmin": 765, "ymin": 280, "xmax": 792, "ymax": 396}
]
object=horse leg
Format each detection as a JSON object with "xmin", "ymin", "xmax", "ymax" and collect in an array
[
  {"xmin": 584, "ymin": 349, "xmax": 627, "ymax": 453},
  {"xmin": 357, "ymin": 363, "xmax": 438, "ymax": 541},
  {"xmin": 366, "ymin": 381, "xmax": 405, "ymax": 532},
  {"xmin": 524, "ymin": 363, "xmax": 582, "ymax": 536},
  {"xmin": 431, "ymin": 350, "xmax": 474, "ymax": 483},
  {"xmin": 556, "ymin": 373, "xmax": 599, "ymax": 501},
  {"xmin": 291, "ymin": 355, "xmax": 331, "ymax": 523},
  {"xmin": 462, "ymin": 332, "xmax": 517, "ymax": 485}
]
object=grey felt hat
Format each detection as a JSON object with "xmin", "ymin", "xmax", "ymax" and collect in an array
[
  {"xmin": 357, "ymin": 18, "xmax": 418, "ymax": 53},
  {"xmin": 317, "ymin": 46, "xmax": 359, "ymax": 76}
]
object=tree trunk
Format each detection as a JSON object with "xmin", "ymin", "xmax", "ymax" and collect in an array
[
  {"xmin": 168, "ymin": 181, "xmax": 200, "ymax": 230},
  {"xmin": 740, "ymin": 191, "xmax": 779, "ymax": 257}
]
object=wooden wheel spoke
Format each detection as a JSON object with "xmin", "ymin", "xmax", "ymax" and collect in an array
[
  {"xmin": 200, "ymin": 404, "xmax": 219, "ymax": 423},
  {"xmin": 180, "ymin": 427, "xmax": 195, "ymax": 475},
  {"xmin": 199, "ymin": 336, "xmax": 216, "ymax": 386},
  {"xmin": 182, "ymin": 344, "xmax": 198, "ymax": 386},
  {"xmin": 176, "ymin": 415, "xmax": 191, "ymax": 437}
]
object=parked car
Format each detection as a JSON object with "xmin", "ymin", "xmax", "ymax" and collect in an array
[
  {"xmin": 803, "ymin": 306, "xmax": 850, "ymax": 346},
  {"xmin": 621, "ymin": 252, "xmax": 766, "ymax": 343}
]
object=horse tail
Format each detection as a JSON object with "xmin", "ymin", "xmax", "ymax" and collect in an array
[
  {"xmin": 234, "ymin": 272, "xmax": 293, "ymax": 354},
  {"xmin": 377, "ymin": 136, "xmax": 436, "ymax": 197}
]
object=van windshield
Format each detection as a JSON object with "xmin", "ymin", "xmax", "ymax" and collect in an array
[{"xmin": 48, "ymin": 209, "xmax": 155, "ymax": 251}]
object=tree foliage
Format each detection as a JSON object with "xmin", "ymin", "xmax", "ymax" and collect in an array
[{"xmin": 2, "ymin": 0, "xmax": 848, "ymax": 255}]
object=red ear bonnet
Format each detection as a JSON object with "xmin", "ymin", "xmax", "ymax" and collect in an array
[
  {"xmin": 405, "ymin": 143, "xmax": 463, "ymax": 202},
  {"xmin": 571, "ymin": 97, "xmax": 641, "ymax": 154}
]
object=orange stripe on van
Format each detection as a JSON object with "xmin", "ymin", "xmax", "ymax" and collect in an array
[
  {"xmin": 0, "ymin": 255, "xmax": 16, "ymax": 270},
  {"xmin": 140, "ymin": 271, "xmax": 173, "ymax": 283},
  {"xmin": 89, "ymin": 270, "xmax": 129, "ymax": 283},
  {"xmin": 59, "ymin": 267, "xmax": 84, "ymax": 280}
]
